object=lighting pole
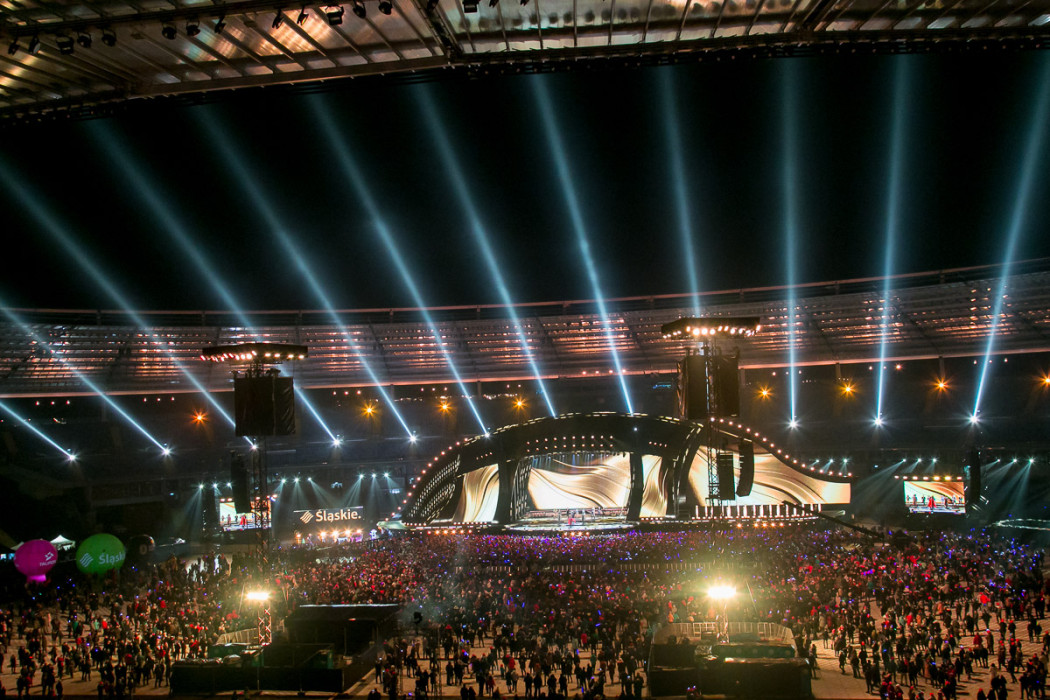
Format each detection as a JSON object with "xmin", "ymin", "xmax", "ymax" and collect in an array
[{"xmin": 708, "ymin": 585, "xmax": 736, "ymax": 642}]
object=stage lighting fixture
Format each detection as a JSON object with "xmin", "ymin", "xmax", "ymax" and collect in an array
[
  {"xmin": 186, "ymin": 18, "xmax": 201, "ymax": 36},
  {"xmin": 214, "ymin": 16, "xmax": 227, "ymax": 32},
  {"xmin": 873, "ymin": 416, "xmax": 883, "ymax": 427},
  {"xmin": 462, "ymin": 0, "xmax": 478, "ymax": 12},
  {"xmin": 77, "ymin": 31, "xmax": 92, "ymax": 48},
  {"xmin": 297, "ymin": 8, "xmax": 309, "ymax": 23},
  {"xmin": 409, "ymin": 434, "xmax": 417, "ymax": 443},
  {"xmin": 332, "ymin": 437, "xmax": 342, "ymax": 447},
  {"xmin": 201, "ymin": 342, "xmax": 308, "ymax": 363},
  {"xmin": 162, "ymin": 446, "xmax": 172, "ymax": 457},
  {"xmin": 325, "ymin": 5, "xmax": 345, "ymax": 23},
  {"xmin": 378, "ymin": 0, "xmax": 393, "ymax": 14},
  {"xmin": 352, "ymin": 0, "xmax": 366, "ymax": 18},
  {"xmin": 27, "ymin": 35, "xmax": 41, "ymax": 54},
  {"xmin": 294, "ymin": 477, "xmax": 300, "ymax": 483},
  {"xmin": 661, "ymin": 316, "xmax": 762, "ymax": 339},
  {"xmin": 489, "ymin": 0, "xmax": 498, "ymax": 6},
  {"xmin": 788, "ymin": 419, "xmax": 799, "ymax": 429},
  {"xmin": 6, "ymin": 40, "xmax": 17, "ymax": 55},
  {"xmin": 161, "ymin": 23, "xmax": 177, "ymax": 39},
  {"xmin": 426, "ymin": 0, "xmax": 439, "ymax": 10},
  {"xmin": 272, "ymin": 12, "xmax": 283, "ymax": 28},
  {"xmin": 101, "ymin": 28, "xmax": 116, "ymax": 46}
]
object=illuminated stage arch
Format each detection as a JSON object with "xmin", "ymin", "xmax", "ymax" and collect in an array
[{"xmin": 399, "ymin": 413, "xmax": 851, "ymax": 527}]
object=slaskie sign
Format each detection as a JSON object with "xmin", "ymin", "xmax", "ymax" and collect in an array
[{"xmin": 294, "ymin": 507, "xmax": 364, "ymax": 529}]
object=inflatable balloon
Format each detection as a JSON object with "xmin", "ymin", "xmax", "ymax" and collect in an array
[
  {"xmin": 14, "ymin": 539, "xmax": 58, "ymax": 583},
  {"xmin": 75, "ymin": 533, "xmax": 126, "ymax": 575}
]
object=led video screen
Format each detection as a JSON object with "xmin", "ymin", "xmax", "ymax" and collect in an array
[
  {"xmin": 452, "ymin": 464, "xmax": 500, "ymax": 523},
  {"xmin": 687, "ymin": 448, "xmax": 851, "ymax": 507},
  {"xmin": 218, "ymin": 501, "xmax": 269, "ymax": 531},
  {"xmin": 639, "ymin": 456, "xmax": 668, "ymax": 518},
  {"xmin": 904, "ymin": 481, "xmax": 965, "ymax": 514},
  {"xmin": 527, "ymin": 453, "xmax": 631, "ymax": 511}
]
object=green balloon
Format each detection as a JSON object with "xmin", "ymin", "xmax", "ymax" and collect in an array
[{"xmin": 75, "ymin": 534, "xmax": 126, "ymax": 575}]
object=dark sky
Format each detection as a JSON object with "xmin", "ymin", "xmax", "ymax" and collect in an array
[{"xmin": 2, "ymin": 51, "xmax": 1050, "ymax": 312}]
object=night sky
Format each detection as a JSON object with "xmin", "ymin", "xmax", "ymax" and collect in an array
[{"xmin": 3, "ymin": 51, "xmax": 1050, "ymax": 313}]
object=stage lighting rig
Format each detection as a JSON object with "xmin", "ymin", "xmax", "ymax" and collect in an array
[
  {"xmin": 661, "ymin": 316, "xmax": 761, "ymax": 339},
  {"xmin": 324, "ymin": 5, "xmax": 345, "ymax": 23},
  {"xmin": 200, "ymin": 342, "xmax": 308, "ymax": 366}
]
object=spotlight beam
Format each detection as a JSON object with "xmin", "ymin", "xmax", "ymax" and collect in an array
[
  {"xmin": 309, "ymin": 95, "xmax": 489, "ymax": 435},
  {"xmin": 0, "ymin": 399, "xmax": 75, "ymax": 459},
  {"xmin": 781, "ymin": 63, "xmax": 800, "ymax": 426},
  {"xmin": 973, "ymin": 56, "xmax": 1050, "ymax": 419},
  {"xmin": 87, "ymin": 123, "xmax": 332, "ymax": 444},
  {"xmin": 408, "ymin": 88, "xmax": 557, "ymax": 418},
  {"xmin": 659, "ymin": 69, "xmax": 703, "ymax": 318},
  {"xmin": 531, "ymin": 77, "xmax": 634, "ymax": 413},
  {"xmin": 0, "ymin": 304, "xmax": 166, "ymax": 451},
  {"xmin": 195, "ymin": 110, "xmax": 415, "ymax": 438},
  {"xmin": 875, "ymin": 59, "xmax": 910, "ymax": 425},
  {"xmin": 0, "ymin": 156, "xmax": 238, "ymax": 432}
]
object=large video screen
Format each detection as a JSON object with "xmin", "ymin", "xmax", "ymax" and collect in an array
[
  {"xmin": 904, "ymin": 482, "xmax": 965, "ymax": 514},
  {"xmin": 527, "ymin": 453, "xmax": 631, "ymax": 511},
  {"xmin": 452, "ymin": 465, "xmax": 500, "ymax": 523},
  {"xmin": 687, "ymin": 448, "xmax": 851, "ymax": 507},
  {"xmin": 639, "ymin": 456, "xmax": 668, "ymax": 518},
  {"xmin": 219, "ymin": 501, "xmax": 269, "ymax": 531}
]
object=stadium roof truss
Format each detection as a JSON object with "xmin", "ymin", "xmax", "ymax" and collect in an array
[
  {"xmin": 3, "ymin": 0, "xmax": 1050, "ymax": 122},
  {"xmin": 1, "ymin": 263, "xmax": 1049, "ymax": 397}
]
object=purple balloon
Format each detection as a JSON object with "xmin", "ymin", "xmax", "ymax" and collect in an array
[{"xmin": 14, "ymin": 539, "xmax": 58, "ymax": 583}]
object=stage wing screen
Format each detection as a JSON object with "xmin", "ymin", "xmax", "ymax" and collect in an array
[
  {"xmin": 904, "ymin": 481, "xmax": 965, "ymax": 514},
  {"xmin": 688, "ymin": 449, "xmax": 850, "ymax": 506},
  {"xmin": 527, "ymin": 453, "xmax": 631, "ymax": 511},
  {"xmin": 218, "ymin": 501, "xmax": 269, "ymax": 531},
  {"xmin": 452, "ymin": 464, "xmax": 500, "ymax": 523},
  {"xmin": 639, "ymin": 456, "xmax": 668, "ymax": 518}
]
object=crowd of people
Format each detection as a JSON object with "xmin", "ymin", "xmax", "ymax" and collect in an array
[{"xmin": 0, "ymin": 525, "xmax": 1045, "ymax": 700}]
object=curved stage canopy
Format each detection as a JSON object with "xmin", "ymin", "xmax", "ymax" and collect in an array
[{"xmin": 398, "ymin": 412, "xmax": 851, "ymax": 526}]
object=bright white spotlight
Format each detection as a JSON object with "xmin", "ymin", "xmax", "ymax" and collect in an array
[
  {"xmin": 294, "ymin": 477, "xmax": 300, "ymax": 483},
  {"xmin": 383, "ymin": 472, "xmax": 389, "ymax": 477},
  {"xmin": 788, "ymin": 419, "xmax": 799, "ymax": 430},
  {"xmin": 281, "ymin": 478, "xmax": 287, "ymax": 484},
  {"xmin": 708, "ymin": 585, "xmax": 736, "ymax": 601},
  {"xmin": 873, "ymin": 416, "xmax": 883, "ymax": 427},
  {"xmin": 250, "ymin": 442, "xmax": 258, "ymax": 451},
  {"xmin": 162, "ymin": 446, "xmax": 172, "ymax": 457},
  {"xmin": 372, "ymin": 473, "xmax": 377, "ymax": 479},
  {"xmin": 244, "ymin": 590, "xmax": 271, "ymax": 602},
  {"xmin": 332, "ymin": 437, "xmax": 343, "ymax": 447},
  {"xmin": 67, "ymin": 452, "xmax": 77, "ymax": 463},
  {"xmin": 969, "ymin": 414, "xmax": 980, "ymax": 425},
  {"xmin": 409, "ymin": 434, "xmax": 417, "ymax": 443}
]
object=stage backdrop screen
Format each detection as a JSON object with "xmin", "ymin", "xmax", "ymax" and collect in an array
[
  {"xmin": 904, "ymin": 481, "xmax": 965, "ymax": 514},
  {"xmin": 527, "ymin": 453, "xmax": 631, "ymax": 511},
  {"xmin": 452, "ymin": 464, "xmax": 500, "ymax": 523}
]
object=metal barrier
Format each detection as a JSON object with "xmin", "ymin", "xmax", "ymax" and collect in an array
[
  {"xmin": 664, "ymin": 621, "xmax": 793, "ymax": 643},
  {"xmin": 215, "ymin": 628, "xmax": 258, "ymax": 645}
]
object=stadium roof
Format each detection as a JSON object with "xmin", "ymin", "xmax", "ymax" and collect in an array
[
  {"xmin": 2, "ymin": 259, "xmax": 1048, "ymax": 397},
  {"xmin": 3, "ymin": 0, "xmax": 1050, "ymax": 122}
]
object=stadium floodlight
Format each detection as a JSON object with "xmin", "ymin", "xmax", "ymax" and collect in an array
[
  {"xmin": 0, "ymin": 400, "xmax": 76, "ymax": 461},
  {"xmin": 195, "ymin": 110, "xmax": 417, "ymax": 440},
  {"xmin": 531, "ymin": 77, "xmax": 634, "ymax": 414},
  {"xmin": 974, "ymin": 59, "xmax": 1050, "ymax": 420},
  {"xmin": 875, "ymin": 59, "xmax": 910, "ymax": 437},
  {"xmin": 661, "ymin": 317, "xmax": 761, "ymax": 339},
  {"xmin": 409, "ymin": 88, "xmax": 558, "ymax": 417}
]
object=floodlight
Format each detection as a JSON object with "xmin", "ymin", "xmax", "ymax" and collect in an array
[
  {"xmin": 101, "ymin": 28, "xmax": 116, "ymax": 45},
  {"xmin": 708, "ymin": 585, "xmax": 736, "ymax": 600},
  {"xmin": 352, "ymin": 0, "xmax": 366, "ymax": 17},
  {"xmin": 325, "ymin": 5, "xmax": 345, "ymax": 23},
  {"xmin": 161, "ymin": 23, "xmax": 177, "ymax": 39},
  {"xmin": 661, "ymin": 317, "xmax": 762, "ymax": 339},
  {"xmin": 378, "ymin": 0, "xmax": 393, "ymax": 14},
  {"xmin": 56, "ymin": 34, "xmax": 75, "ymax": 54},
  {"xmin": 245, "ymin": 590, "xmax": 271, "ymax": 602},
  {"xmin": 186, "ymin": 18, "xmax": 201, "ymax": 36},
  {"xmin": 77, "ymin": 32, "xmax": 92, "ymax": 48}
]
